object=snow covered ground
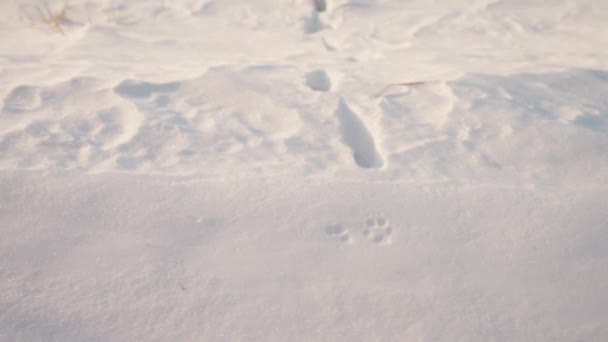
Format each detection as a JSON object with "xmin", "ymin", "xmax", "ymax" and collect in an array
[{"xmin": 1, "ymin": 0, "xmax": 608, "ymax": 340}]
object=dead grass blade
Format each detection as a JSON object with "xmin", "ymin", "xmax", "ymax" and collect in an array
[
  {"xmin": 21, "ymin": 1, "xmax": 69, "ymax": 35},
  {"xmin": 375, "ymin": 80, "xmax": 440, "ymax": 98}
]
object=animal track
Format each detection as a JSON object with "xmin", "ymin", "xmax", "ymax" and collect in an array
[
  {"xmin": 3, "ymin": 85, "xmax": 42, "ymax": 112},
  {"xmin": 362, "ymin": 217, "xmax": 393, "ymax": 245},
  {"xmin": 305, "ymin": 10, "xmax": 325, "ymax": 34},
  {"xmin": 336, "ymin": 99, "xmax": 384, "ymax": 169},
  {"xmin": 305, "ymin": 0, "xmax": 330, "ymax": 34},
  {"xmin": 114, "ymin": 79, "xmax": 180, "ymax": 99},
  {"xmin": 325, "ymin": 224, "xmax": 351, "ymax": 243},
  {"xmin": 325, "ymin": 217, "xmax": 394, "ymax": 246},
  {"xmin": 305, "ymin": 69, "xmax": 332, "ymax": 92},
  {"xmin": 312, "ymin": 0, "xmax": 327, "ymax": 12}
]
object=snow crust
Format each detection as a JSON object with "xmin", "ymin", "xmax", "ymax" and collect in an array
[{"xmin": 1, "ymin": 0, "xmax": 607, "ymax": 340}]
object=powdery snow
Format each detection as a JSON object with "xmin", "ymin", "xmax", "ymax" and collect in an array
[{"xmin": 1, "ymin": 0, "xmax": 608, "ymax": 341}]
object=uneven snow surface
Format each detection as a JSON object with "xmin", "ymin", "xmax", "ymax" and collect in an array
[{"xmin": 1, "ymin": 0, "xmax": 608, "ymax": 341}]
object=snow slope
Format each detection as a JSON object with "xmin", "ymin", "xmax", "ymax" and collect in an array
[{"xmin": 1, "ymin": 0, "xmax": 608, "ymax": 341}]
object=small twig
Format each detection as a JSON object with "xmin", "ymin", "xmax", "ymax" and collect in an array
[
  {"xmin": 375, "ymin": 80, "xmax": 440, "ymax": 98},
  {"xmin": 47, "ymin": 2, "xmax": 67, "ymax": 35},
  {"xmin": 31, "ymin": 1, "xmax": 68, "ymax": 35}
]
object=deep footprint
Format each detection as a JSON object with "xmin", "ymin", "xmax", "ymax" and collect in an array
[
  {"xmin": 363, "ymin": 217, "xmax": 393, "ymax": 245},
  {"xmin": 114, "ymin": 79, "xmax": 181, "ymax": 99},
  {"xmin": 305, "ymin": 69, "xmax": 332, "ymax": 92},
  {"xmin": 313, "ymin": 0, "xmax": 327, "ymax": 12},
  {"xmin": 3, "ymin": 85, "xmax": 42, "ymax": 112},
  {"xmin": 325, "ymin": 224, "xmax": 351, "ymax": 243},
  {"xmin": 336, "ymin": 99, "xmax": 384, "ymax": 169}
]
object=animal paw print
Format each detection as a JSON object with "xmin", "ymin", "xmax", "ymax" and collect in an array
[
  {"xmin": 363, "ymin": 217, "xmax": 393, "ymax": 245},
  {"xmin": 325, "ymin": 224, "xmax": 352, "ymax": 243}
]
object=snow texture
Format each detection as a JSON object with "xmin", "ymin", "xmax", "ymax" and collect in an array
[{"xmin": 1, "ymin": 0, "xmax": 608, "ymax": 341}]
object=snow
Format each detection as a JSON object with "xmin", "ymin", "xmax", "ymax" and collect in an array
[{"xmin": 1, "ymin": 0, "xmax": 608, "ymax": 340}]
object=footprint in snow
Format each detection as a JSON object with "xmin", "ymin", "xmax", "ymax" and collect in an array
[
  {"xmin": 325, "ymin": 224, "xmax": 352, "ymax": 243},
  {"xmin": 325, "ymin": 216, "xmax": 394, "ymax": 246},
  {"xmin": 305, "ymin": 69, "xmax": 332, "ymax": 92},
  {"xmin": 362, "ymin": 217, "xmax": 393, "ymax": 245}
]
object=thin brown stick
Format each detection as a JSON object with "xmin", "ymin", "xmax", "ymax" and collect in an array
[
  {"xmin": 312, "ymin": 0, "xmax": 327, "ymax": 12},
  {"xmin": 36, "ymin": 1, "xmax": 67, "ymax": 35},
  {"xmin": 375, "ymin": 80, "xmax": 440, "ymax": 98}
]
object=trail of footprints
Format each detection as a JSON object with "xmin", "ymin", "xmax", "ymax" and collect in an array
[
  {"xmin": 325, "ymin": 216, "xmax": 394, "ymax": 246},
  {"xmin": 304, "ymin": 68, "xmax": 384, "ymax": 169}
]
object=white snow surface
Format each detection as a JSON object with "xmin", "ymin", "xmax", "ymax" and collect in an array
[{"xmin": 1, "ymin": 0, "xmax": 608, "ymax": 341}]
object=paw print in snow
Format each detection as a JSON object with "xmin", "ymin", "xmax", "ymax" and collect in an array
[
  {"xmin": 363, "ymin": 217, "xmax": 393, "ymax": 245},
  {"xmin": 325, "ymin": 224, "xmax": 352, "ymax": 243}
]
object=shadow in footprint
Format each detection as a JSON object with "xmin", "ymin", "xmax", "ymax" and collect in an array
[
  {"xmin": 305, "ymin": 11, "xmax": 324, "ymax": 34},
  {"xmin": 114, "ymin": 80, "xmax": 181, "ymax": 99},
  {"xmin": 313, "ymin": 0, "xmax": 327, "ymax": 12},
  {"xmin": 336, "ymin": 99, "xmax": 384, "ymax": 169},
  {"xmin": 573, "ymin": 114, "xmax": 608, "ymax": 132},
  {"xmin": 305, "ymin": 69, "xmax": 332, "ymax": 92},
  {"xmin": 3, "ymin": 85, "xmax": 41, "ymax": 112},
  {"xmin": 363, "ymin": 217, "xmax": 393, "ymax": 245},
  {"xmin": 325, "ymin": 224, "xmax": 351, "ymax": 243}
]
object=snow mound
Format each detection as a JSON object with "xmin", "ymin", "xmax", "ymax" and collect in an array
[
  {"xmin": 1, "ymin": 0, "xmax": 608, "ymax": 340},
  {"xmin": 2, "ymin": 69, "xmax": 607, "ymax": 184}
]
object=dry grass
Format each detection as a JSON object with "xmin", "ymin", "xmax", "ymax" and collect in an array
[
  {"xmin": 21, "ymin": 1, "xmax": 71, "ymax": 35},
  {"xmin": 375, "ymin": 81, "xmax": 440, "ymax": 98},
  {"xmin": 38, "ymin": 1, "xmax": 68, "ymax": 34}
]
